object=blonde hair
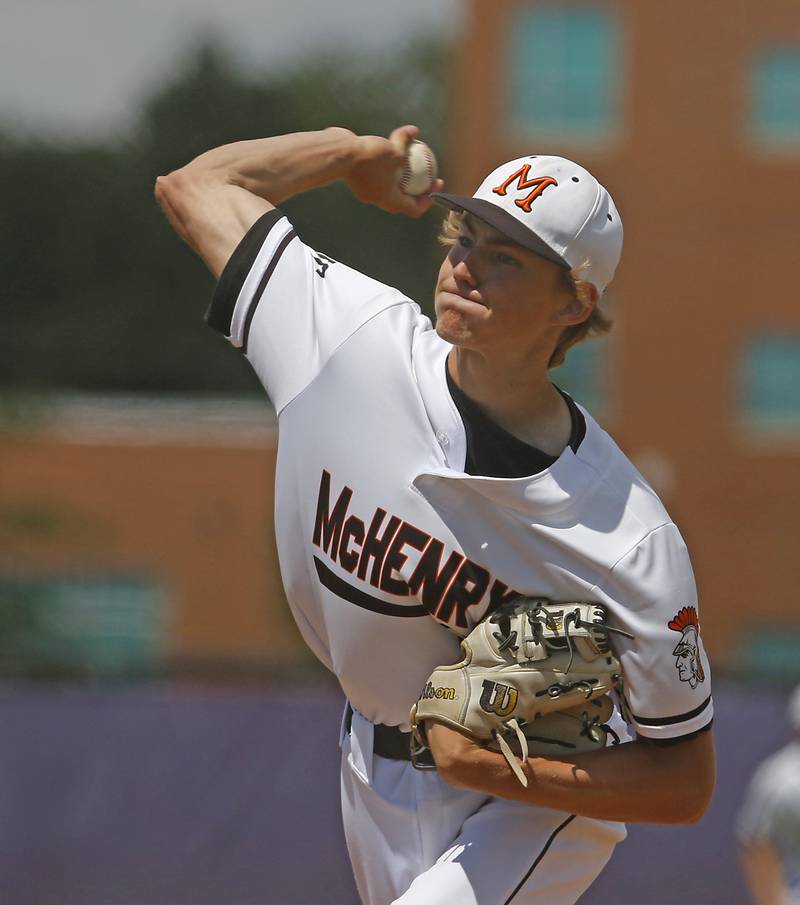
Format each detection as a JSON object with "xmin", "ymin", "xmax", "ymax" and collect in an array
[{"xmin": 438, "ymin": 210, "xmax": 612, "ymax": 368}]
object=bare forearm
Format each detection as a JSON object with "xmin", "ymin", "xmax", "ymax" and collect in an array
[
  {"xmin": 429, "ymin": 726, "xmax": 715, "ymax": 824},
  {"xmin": 154, "ymin": 128, "xmax": 359, "ymax": 274},
  {"xmin": 740, "ymin": 842, "xmax": 789, "ymax": 905},
  {"xmin": 155, "ymin": 124, "xmax": 437, "ymax": 277},
  {"xmin": 182, "ymin": 127, "xmax": 359, "ymax": 205},
  {"xmin": 453, "ymin": 744, "xmax": 702, "ymax": 822}
]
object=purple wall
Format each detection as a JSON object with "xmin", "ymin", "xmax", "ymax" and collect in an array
[
  {"xmin": 0, "ymin": 681, "xmax": 789, "ymax": 905},
  {"xmin": 590, "ymin": 683, "xmax": 789, "ymax": 904},
  {"xmin": 0, "ymin": 685, "xmax": 357, "ymax": 905}
]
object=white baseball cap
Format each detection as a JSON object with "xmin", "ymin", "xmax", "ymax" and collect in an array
[{"xmin": 432, "ymin": 155, "xmax": 623, "ymax": 295}]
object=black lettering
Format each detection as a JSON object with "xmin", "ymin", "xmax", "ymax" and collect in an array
[
  {"xmin": 312, "ymin": 252, "xmax": 335, "ymax": 278},
  {"xmin": 357, "ymin": 509, "xmax": 401, "ymax": 586},
  {"xmin": 379, "ymin": 521, "xmax": 429, "ymax": 596},
  {"xmin": 408, "ymin": 540, "xmax": 464, "ymax": 611},
  {"xmin": 488, "ymin": 580, "xmax": 521, "ymax": 613},
  {"xmin": 312, "ymin": 470, "xmax": 353, "ymax": 560},
  {"xmin": 436, "ymin": 559, "xmax": 490, "ymax": 628},
  {"xmin": 338, "ymin": 515, "xmax": 365, "ymax": 574}
]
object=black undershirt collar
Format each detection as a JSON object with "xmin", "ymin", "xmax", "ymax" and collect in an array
[{"xmin": 445, "ymin": 364, "xmax": 586, "ymax": 479}]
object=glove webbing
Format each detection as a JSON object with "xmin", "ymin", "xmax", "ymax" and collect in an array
[{"xmin": 491, "ymin": 604, "xmax": 633, "ymax": 670}]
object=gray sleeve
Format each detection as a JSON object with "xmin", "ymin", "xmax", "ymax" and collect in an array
[{"xmin": 737, "ymin": 759, "xmax": 784, "ymax": 843}]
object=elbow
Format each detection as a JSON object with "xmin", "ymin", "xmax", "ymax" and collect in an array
[
  {"xmin": 154, "ymin": 173, "xmax": 170, "ymax": 206},
  {"xmin": 154, "ymin": 169, "xmax": 194, "ymax": 242},
  {"xmin": 686, "ymin": 741, "xmax": 717, "ymax": 823},
  {"xmin": 682, "ymin": 782, "xmax": 715, "ymax": 824},
  {"xmin": 639, "ymin": 788, "xmax": 712, "ymax": 826},
  {"xmin": 154, "ymin": 168, "xmax": 186, "ymax": 211},
  {"xmin": 639, "ymin": 727, "xmax": 716, "ymax": 825},
  {"xmin": 674, "ymin": 802, "xmax": 708, "ymax": 825},
  {"xmin": 668, "ymin": 771, "xmax": 716, "ymax": 825}
]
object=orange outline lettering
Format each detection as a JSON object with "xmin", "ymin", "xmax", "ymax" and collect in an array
[{"xmin": 492, "ymin": 164, "xmax": 558, "ymax": 213}]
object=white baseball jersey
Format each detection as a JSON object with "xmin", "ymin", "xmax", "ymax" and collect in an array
[
  {"xmin": 207, "ymin": 208, "xmax": 713, "ymax": 743},
  {"xmin": 737, "ymin": 740, "xmax": 800, "ymax": 902}
]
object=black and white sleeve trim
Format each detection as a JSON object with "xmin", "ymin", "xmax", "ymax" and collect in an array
[
  {"xmin": 647, "ymin": 720, "xmax": 713, "ymax": 747},
  {"xmin": 205, "ymin": 209, "xmax": 297, "ymax": 350},
  {"xmin": 629, "ymin": 694, "xmax": 713, "ymax": 741}
]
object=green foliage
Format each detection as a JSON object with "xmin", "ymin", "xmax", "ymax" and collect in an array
[{"xmin": 1, "ymin": 36, "xmax": 450, "ymax": 394}]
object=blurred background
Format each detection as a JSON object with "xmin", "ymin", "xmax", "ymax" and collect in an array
[{"xmin": 2, "ymin": 0, "xmax": 799, "ymax": 902}]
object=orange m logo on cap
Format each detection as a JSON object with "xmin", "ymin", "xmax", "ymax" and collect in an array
[{"xmin": 493, "ymin": 164, "xmax": 558, "ymax": 213}]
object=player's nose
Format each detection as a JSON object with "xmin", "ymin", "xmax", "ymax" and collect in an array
[{"xmin": 452, "ymin": 256, "xmax": 478, "ymax": 288}]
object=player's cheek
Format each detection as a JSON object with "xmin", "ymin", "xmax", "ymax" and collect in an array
[{"xmin": 441, "ymin": 247, "xmax": 463, "ymax": 274}]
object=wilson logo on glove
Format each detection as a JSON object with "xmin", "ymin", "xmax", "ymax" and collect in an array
[
  {"xmin": 479, "ymin": 681, "xmax": 518, "ymax": 718},
  {"xmin": 420, "ymin": 682, "xmax": 456, "ymax": 702}
]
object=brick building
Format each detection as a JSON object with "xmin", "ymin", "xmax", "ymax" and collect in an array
[
  {"xmin": 0, "ymin": 399, "xmax": 306, "ymax": 675},
  {"xmin": 2, "ymin": 0, "xmax": 799, "ymax": 677}
]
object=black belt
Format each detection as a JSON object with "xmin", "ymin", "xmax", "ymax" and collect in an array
[{"xmin": 344, "ymin": 703, "xmax": 435, "ymax": 767}]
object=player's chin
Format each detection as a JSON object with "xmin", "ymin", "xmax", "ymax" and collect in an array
[
  {"xmin": 434, "ymin": 296, "xmax": 488, "ymax": 344},
  {"xmin": 434, "ymin": 309, "xmax": 479, "ymax": 347}
]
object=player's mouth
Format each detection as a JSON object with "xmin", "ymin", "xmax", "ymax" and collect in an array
[{"xmin": 438, "ymin": 286, "xmax": 488, "ymax": 310}]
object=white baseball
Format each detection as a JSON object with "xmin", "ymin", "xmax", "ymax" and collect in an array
[{"xmin": 398, "ymin": 140, "xmax": 438, "ymax": 196}]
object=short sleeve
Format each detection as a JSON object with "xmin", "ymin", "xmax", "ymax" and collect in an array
[
  {"xmin": 206, "ymin": 209, "xmax": 409, "ymax": 413},
  {"xmin": 737, "ymin": 765, "xmax": 782, "ymax": 843},
  {"xmin": 599, "ymin": 523, "xmax": 713, "ymax": 740},
  {"xmin": 737, "ymin": 748, "xmax": 800, "ymax": 852}
]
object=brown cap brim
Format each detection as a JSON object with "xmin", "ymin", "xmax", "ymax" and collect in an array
[{"xmin": 431, "ymin": 193, "xmax": 570, "ymax": 270}]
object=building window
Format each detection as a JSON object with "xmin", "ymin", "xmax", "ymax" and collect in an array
[
  {"xmin": 505, "ymin": 6, "xmax": 622, "ymax": 141},
  {"xmin": 739, "ymin": 335, "xmax": 800, "ymax": 432},
  {"xmin": 751, "ymin": 49, "xmax": 800, "ymax": 148},
  {"xmin": 738, "ymin": 628, "xmax": 800, "ymax": 683},
  {"xmin": 0, "ymin": 574, "xmax": 168, "ymax": 677}
]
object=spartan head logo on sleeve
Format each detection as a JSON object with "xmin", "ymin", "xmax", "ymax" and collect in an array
[{"xmin": 668, "ymin": 606, "xmax": 705, "ymax": 688}]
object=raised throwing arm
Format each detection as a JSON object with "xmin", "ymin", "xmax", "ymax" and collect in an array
[{"xmin": 154, "ymin": 125, "xmax": 442, "ymax": 278}]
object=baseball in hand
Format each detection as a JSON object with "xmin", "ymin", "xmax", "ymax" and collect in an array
[{"xmin": 398, "ymin": 140, "xmax": 438, "ymax": 196}]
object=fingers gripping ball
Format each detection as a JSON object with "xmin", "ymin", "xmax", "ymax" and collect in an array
[
  {"xmin": 398, "ymin": 140, "xmax": 438, "ymax": 196},
  {"xmin": 410, "ymin": 598, "xmax": 633, "ymax": 787}
]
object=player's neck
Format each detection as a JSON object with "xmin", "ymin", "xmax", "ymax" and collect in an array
[{"xmin": 447, "ymin": 349, "xmax": 572, "ymax": 457}]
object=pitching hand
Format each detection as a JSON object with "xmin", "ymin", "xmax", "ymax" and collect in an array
[{"xmin": 344, "ymin": 125, "xmax": 444, "ymax": 218}]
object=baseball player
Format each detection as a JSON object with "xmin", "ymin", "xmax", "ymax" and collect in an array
[
  {"xmin": 737, "ymin": 686, "xmax": 800, "ymax": 904},
  {"xmin": 155, "ymin": 125, "xmax": 716, "ymax": 904}
]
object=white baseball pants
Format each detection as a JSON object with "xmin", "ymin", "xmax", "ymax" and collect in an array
[{"xmin": 340, "ymin": 706, "xmax": 626, "ymax": 905}]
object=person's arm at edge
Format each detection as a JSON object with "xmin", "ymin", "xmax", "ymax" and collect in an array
[
  {"xmin": 426, "ymin": 721, "xmax": 715, "ymax": 824},
  {"xmin": 154, "ymin": 126, "xmax": 443, "ymax": 279},
  {"xmin": 739, "ymin": 839, "xmax": 789, "ymax": 905}
]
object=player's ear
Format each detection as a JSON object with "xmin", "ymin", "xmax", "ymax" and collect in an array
[{"xmin": 554, "ymin": 283, "xmax": 598, "ymax": 326}]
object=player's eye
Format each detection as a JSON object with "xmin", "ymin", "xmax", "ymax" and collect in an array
[
  {"xmin": 496, "ymin": 252, "xmax": 520, "ymax": 267},
  {"xmin": 457, "ymin": 235, "xmax": 473, "ymax": 249}
]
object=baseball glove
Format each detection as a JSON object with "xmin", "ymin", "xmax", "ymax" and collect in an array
[{"xmin": 410, "ymin": 598, "xmax": 632, "ymax": 787}]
